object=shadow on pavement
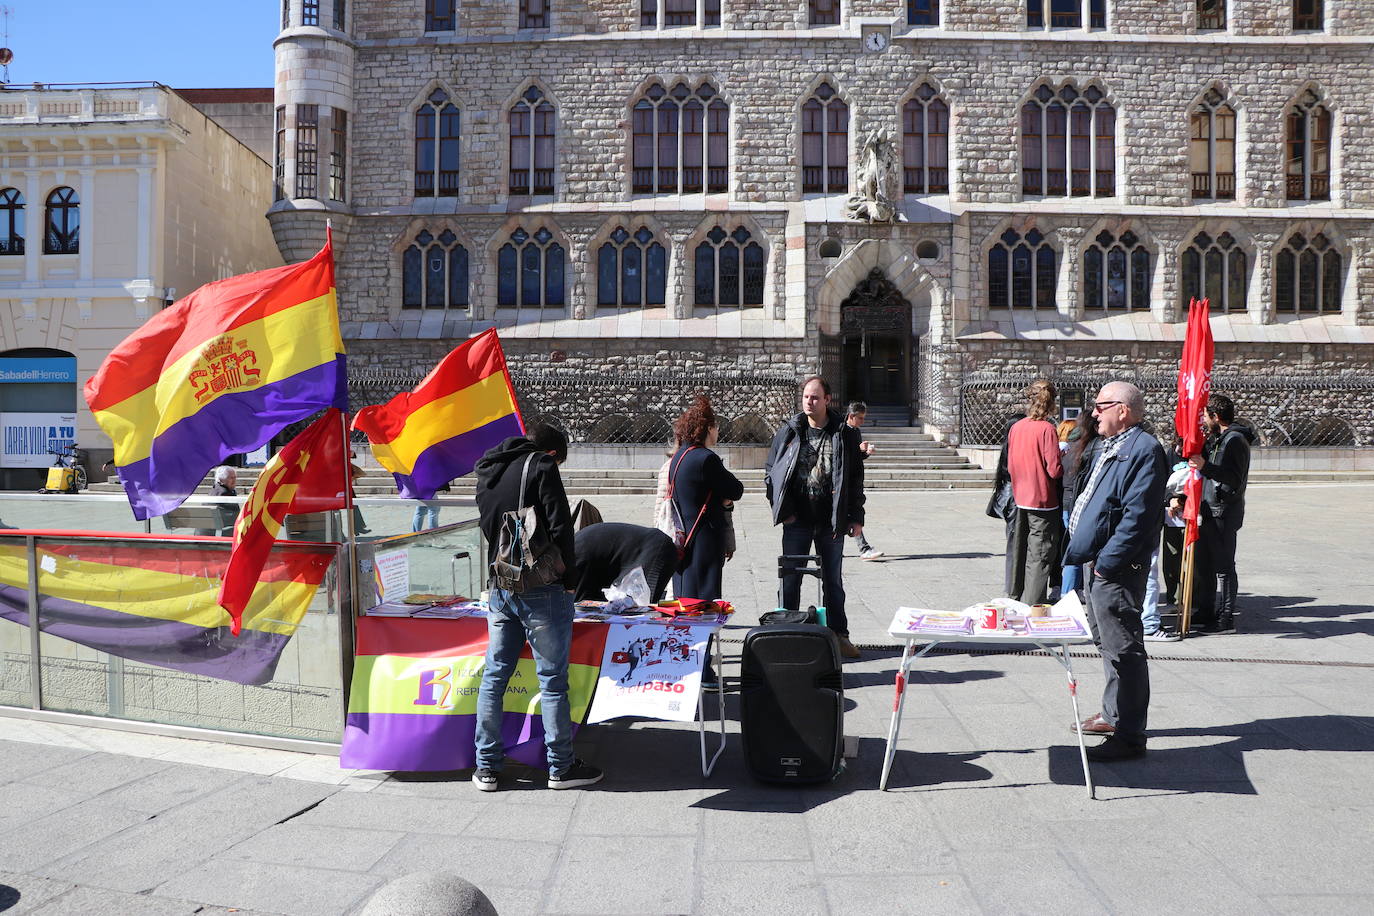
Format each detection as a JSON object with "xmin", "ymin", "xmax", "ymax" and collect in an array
[
  {"xmin": 1240, "ymin": 594, "xmax": 1374, "ymax": 639},
  {"xmin": 0, "ymin": 885, "xmax": 19, "ymax": 913},
  {"xmin": 865, "ymin": 552, "xmax": 998, "ymax": 562}
]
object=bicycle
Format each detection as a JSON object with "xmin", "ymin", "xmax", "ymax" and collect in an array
[{"xmin": 38, "ymin": 444, "xmax": 88, "ymax": 494}]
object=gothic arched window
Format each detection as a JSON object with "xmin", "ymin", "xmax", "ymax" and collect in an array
[
  {"xmin": 597, "ymin": 226, "xmax": 667, "ymax": 307},
  {"xmin": 695, "ymin": 225, "xmax": 765, "ymax": 309},
  {"xmin": 1083, "ymin": 230, "xmax": 1151, "ymax": 312},
  {"xmin": 415, "ymin": 90, "xmax": 460, "ymax": 197},
  {"xmin": 987, "ymin": 227, "xmax": 1055, "ymax": 310},
  {"xmin": 632, "ymin": 81, "xmax": 728, "ymax": 195},
  {"xmin": 402, "ymin": 229, "xmax": 469, "ymax": 310},
  {"xmin": 1286, "ymin": 88, "xmax": 1331, "ymax": 201},
  {"xmin": 44, "ymin": 187, "xmax": 79, "ymax": 255},
  {"xmin": 510, "ymin": 86, "xmax": 556, "ymax": 196},
  {"xmin": 1021, "ymin": 83, "xmax": 1114, "ymax": 198},
  {"xmin": 1275, "ymin": 232, "xmax": 1341, "ymax": 314},
  {"xmin": 1181, "ymin": 231, "xmax": 1247, "ymax": 313},
  {"xmin": 902, "ymin": 83, "xmax": 949, "ymax": 194},
  {"xmin": 1190, "ymin": 88, "xmax": 1236, "ymax": 200},
  {"xmin": 0, "ymin": 188, "xmax": 23, "ymax": 256},
  {"xmin": 497, "ymin": 227, "xmax": 565, "ymax": 308},
  {"xmin": 802, "ymin": 82, "xmax": 848, "ymax": 194}
]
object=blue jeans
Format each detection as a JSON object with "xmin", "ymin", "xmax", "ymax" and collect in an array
[
  {"xmin": 1141, "ymin": 548, "xmax": 1162, "ymax": 633},
  {"xmin": 1060, "ymin": 509, "xmax": 1081, "ymax": 596},
  {"xmin": 411, "ymin": 501, "xmax": 441, "ymax": 532},
  {"xmin": 475, "ymin": 584, "xmax": 574, "ymax": 773},
  {"xmin": 780, "ymin": 520, "xmax": 848, "ymax": 636}
]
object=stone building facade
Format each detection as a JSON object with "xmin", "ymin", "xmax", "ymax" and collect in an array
[{"xmin": 269, "ymin": 0, "xmax": 1374, "ymax": 444}]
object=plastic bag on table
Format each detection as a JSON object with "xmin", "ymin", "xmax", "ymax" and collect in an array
[{"xmin": 605, "ymin": 565, "xmax": 651, "ymax": 615}]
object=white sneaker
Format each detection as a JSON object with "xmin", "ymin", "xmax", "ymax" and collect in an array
[
  {"xmin": 859, "ymin": 547, "xmax": 884, "ymax": 560},
  {"xmin": 1144, "ymin": 628, "xmax": 1182, "ymax": 643}
]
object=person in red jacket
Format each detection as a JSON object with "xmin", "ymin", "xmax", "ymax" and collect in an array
[{"xmin": 1005, "ymin": 379, "xmax": 1064, "ymax": 604}]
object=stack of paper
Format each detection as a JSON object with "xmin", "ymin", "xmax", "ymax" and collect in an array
[
  {"xmin": 1025, "ymin": 616, "xmax": 1086, "ymax": 636},
  {"xmin": 907, "ymin": 613, "xmax": 974, "ymax": 636}
]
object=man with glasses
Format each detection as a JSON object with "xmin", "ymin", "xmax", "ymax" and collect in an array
[{"xmin": 1064, "ymin": 382, "xmax": 1169, "ymax": 762}]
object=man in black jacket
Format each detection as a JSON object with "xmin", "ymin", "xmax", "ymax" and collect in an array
[
  {"xmin": 471, "ymin": 424, "xmax": 603, "ymax": 792},
  {"xmin": 764, "ymin": 376, "xmax": 866, "ymax": 659},
  {"xmin": 1188, "ymin": 393, "xmax": 1255, "ymax": 634}
]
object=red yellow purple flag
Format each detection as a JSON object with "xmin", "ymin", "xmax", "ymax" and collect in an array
[
  {"xmin": 84, "ymin": 236, "xmax": 347, "ymax": 520},
  {"xmin": 1175, "ymin": 297, "xmax": 1214, "ymax": 547},
  {"xmin": 352, "ymin": 329, "xmax": 524, "ymax": 499},
  {"xmin": 218, "ymin": 409, "xmax": 347, "ymax": 635}
]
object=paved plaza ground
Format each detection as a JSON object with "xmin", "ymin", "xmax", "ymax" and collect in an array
[{"xmin": 2, "ymin": 483, "xmax": 1372, "ymax": 915}]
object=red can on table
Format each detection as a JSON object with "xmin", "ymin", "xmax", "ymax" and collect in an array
[{"xmin": 980, "ymin": 605, "xmax": 1005, "ymax": 630}]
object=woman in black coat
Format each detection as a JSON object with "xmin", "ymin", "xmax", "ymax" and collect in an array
[{"xmin": 668, "ymin": 396, "xmax": 744, "ymax": 601}]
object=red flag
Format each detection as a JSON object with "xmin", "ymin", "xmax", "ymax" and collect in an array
[
  {"xmin": 218, "ymin": 409, "xmax": 347, "ymax": 634},
  {"xmin": 1175, "ymin": 298, "xmax": 1214, "ymax": 546}
]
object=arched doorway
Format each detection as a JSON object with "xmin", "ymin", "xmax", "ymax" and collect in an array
[{"xmin": 839, "ymin": 269, "xmax": 912, "ymax": 414}]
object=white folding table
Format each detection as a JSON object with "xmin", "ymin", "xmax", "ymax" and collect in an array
[{"xmin": 878, "ymin": 607, "xmax": 1100, "ymax": 799}]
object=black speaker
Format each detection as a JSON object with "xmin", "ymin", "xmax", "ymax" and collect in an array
[{"xmin": 739, "ymin": 624, "xmax": 844, "ymax": 784}]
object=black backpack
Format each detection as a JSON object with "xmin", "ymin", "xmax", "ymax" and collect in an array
[{"xmin": 491, "ymin": 453, "xmax": 566, "ymax": 593}]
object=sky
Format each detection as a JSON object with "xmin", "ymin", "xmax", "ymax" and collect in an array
[{"xmin": 3, "ymin": 1, "xmax": 279, "ymax": 88}]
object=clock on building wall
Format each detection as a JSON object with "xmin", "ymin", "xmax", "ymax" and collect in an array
[{"xmin": 862, "ymin": 26, "xmax": 890, "ymax": 53}]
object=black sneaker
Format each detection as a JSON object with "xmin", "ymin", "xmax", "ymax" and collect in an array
[
  {"xmin": 1212, "ymin": 612, "xmax": 1236, "ymax": 634},
  {"xmin": 1086, "ymin": 736, "xmax": 1147, "ymax": 762},
  {"xmin": 548, "ymin": 758, "xmax": 603, "ymax": 790},
  {"xmin": 471, "ymin": 768, "xmax": 501, "ymax": 792}
]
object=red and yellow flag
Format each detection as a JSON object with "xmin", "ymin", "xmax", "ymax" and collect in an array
[
  {"xmin": 218, "ymin": 409, "xmax": 347, "ymax": 634},
  {"xmin": 1175, "ymin": 297, "xmax": 1214, "ymax": 547}
]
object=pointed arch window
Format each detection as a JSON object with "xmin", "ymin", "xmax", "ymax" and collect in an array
[
  {"xmin": 1028, "ymin": 0, "xmax": 1105, "ymax": 29},
  {"xmin": 810, "ymin": 0, "xmax": 839, "ymax": 26},
  {"xmin": 987, "ymin": 228, "xmax": 1055, "ymax": 310},
  {"xmin": 632, "ymin": 81, "xmax": 728, "ymax": 195},
  {"xmin": 908, "ymin": 0, "xmax": 938, "ymax": 25},
  {"xmin": 510, "ymin": 87, "xmax": 556, "ymax": 196},
  {"xmin": 402, "ymin": 229, "xmax": 469, "ymax": 310},
  {"xmin": 1181, "ymin": 231, "xmax": 1247, "ymax": 313},
  {"xmin": 902, "ymin": 83, "xmax": 949, "ymax": 194},
  {"xmin": 1275, "ymin": 233, "xmax": 1341, "ymax": 314},
  {"xmin": 802, "ymin": 82, "xmax": 848, "ymax": 194},
  {"xmin": 597, "ymin": 226, "xmax": 667, "ymax": 308},
  {"xmin": 695, "ymin": 226, "xmax": 765, "ymax": 310},
  {"xmin": 520, "ymin": 0, "xmax": 549, "ymax": 29},
  {"xmin": 1286, "ymin": 89, "xmax": 1331, "ymax": 202},
  {"xmin": 415, "ymin": 90, "xmax": 461, "ymax": 197},
  {"xmin": 1083, "ymin": 230, "xmax": 1150, "ymax": 312},
  {"xmin": 425, "ymin": 0, "xmax": 456, "ymax": 30},
  {"xmin": 1190, "ymin": 89, "xmax": 1236, "ymax": 200},
  {"xmin": 44, "ymin": 187, "xmax": 79, "ymax": 255},
  {"xmin": 497, "ymin": 227, "xmax": 565, "ymax": 308},
  {"xmin": 0, "ymin": 189, "xmax": 24, "ymax": 256},
  {"xmin": 1021, "ymin": 83, "xmax": 1114, "ymax": 198},
  {"xmin": 1293, "ymin": 0, "xmax": 1323, "ymax": 31},
  {"xmin": 1197, "ymin": 0, "xmax": 1225, "ymax": 29}
]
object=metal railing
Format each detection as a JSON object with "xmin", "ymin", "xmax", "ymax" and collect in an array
[{"xmin": 959, "ymin": 374, "xmax": 1374, "ymax": 448}]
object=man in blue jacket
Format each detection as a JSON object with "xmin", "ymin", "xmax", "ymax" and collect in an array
[{"xmin": 1064, "ymin": 381, "xmax": 1168, "ymax": 762}]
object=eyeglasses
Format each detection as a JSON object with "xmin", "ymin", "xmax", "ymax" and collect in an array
[{"xmin": 1092, "ymin": 400, "xmax": 1124, "ymax": 412}]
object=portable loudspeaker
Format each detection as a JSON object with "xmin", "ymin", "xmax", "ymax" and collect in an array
[{"xmin": 739, "ymin": 624, "xmax": 844, "ymax": 784}]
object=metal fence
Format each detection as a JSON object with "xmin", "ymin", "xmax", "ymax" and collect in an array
[
  {"xmin": 347, "ymin": 367, "xmax": 799, "ymax": 445},
  {"xmin": 959, "ymin": 374, "xmax": 1374, "ymax": 448}
]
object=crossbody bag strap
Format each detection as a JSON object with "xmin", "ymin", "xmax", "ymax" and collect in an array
[
  {"xmin": 517, "ymin": 452, "xmax": 537, "ymax": 512},
  {"xmin": 666, "ymin": 445, "xmax": 697, "ymax": 498}
]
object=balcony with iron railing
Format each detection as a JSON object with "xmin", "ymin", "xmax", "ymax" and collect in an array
[{"xmin": 1192, "ymin": 172, "xmax": 1237, "ymax": 200}]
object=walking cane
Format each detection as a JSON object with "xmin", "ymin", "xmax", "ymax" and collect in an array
[{"xmin": 1179, "ymin": 541, "xmax": 1195, "ymax": 635}]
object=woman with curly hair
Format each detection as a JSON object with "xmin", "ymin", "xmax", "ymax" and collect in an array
[
  {"xmin": 667, "ymin": 396, "xmax": 744, "ymax": 602},
  {"xmin": 1005, "ymin": 378, "xmax": 1064, "ymax": 604}
]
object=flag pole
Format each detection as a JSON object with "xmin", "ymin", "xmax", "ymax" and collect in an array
[
  {"xmin": 340, "ymin": 408, "xmax": 360, "ymax": 623},
  {"xmin": 1179, "ymin": 542, "xmax": 1195, "ymax": 635}
]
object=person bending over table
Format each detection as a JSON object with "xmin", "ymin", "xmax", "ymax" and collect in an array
[{"xmin": 573, "ymin": 522, "xmax": 678, "ymax": 603}]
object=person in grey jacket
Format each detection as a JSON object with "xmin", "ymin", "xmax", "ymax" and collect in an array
[
  {"xmin": 764, "ymin": 376, "xmax": 866, "ymax": 659},
  {"xmin": 1064, "ymin": 381, "xmax": 1168, "ymax": 762}
]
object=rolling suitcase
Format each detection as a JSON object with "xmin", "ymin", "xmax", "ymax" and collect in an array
[{"xmin": 739, "ymin": 623, "xmax": 844, "ymax": 784}]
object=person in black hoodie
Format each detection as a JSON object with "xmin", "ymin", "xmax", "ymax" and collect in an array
[
  {"xmin": 1187, "ymin": 393, "xmax": 1257, "ymax": 634},
  {"xmin": 471, "ymin": 424, "xmax": 603, "ymax": 792},
  {"xmin": 764, "ymin": 376, "xmax": 866, "ymax": 659}
]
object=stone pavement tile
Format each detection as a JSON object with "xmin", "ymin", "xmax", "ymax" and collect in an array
[
  {"xmin": 0, "ymin": 782, "xmax": 88, "ymax": 833},
  {"xmin": 221, "ymin": 822, "xmax": 404, "ymax": 871},
  {"xmin": 0, "ymin": 870, "xmax": 72, "ymax": 914},
  {"xmin": 695, "ymin": 860, "xmax": 828, "ymax": 915},
  {"xmin": 568, "ymin": 788, "xmax": 712, "ymax": 838},
  {"xmin": 823, "ymin": 874, "xmax": 980, "ymax": 916},
  {"xmin": 1263, "ymin": 894, "xmax": 1374, "ymax": 915},
  {"xmin": 0, "ymin": 801, "xmax": 152, "ymax": 872},
  {"xmin": 28, "ymin": 886, "xmax": 275, "ymax": 915},
  {"xmin": 464, "ymin": 800, "xmax": 575, "ymax": 841},
  {"xmin": 918, "ymin": 783, "xmax": 1043, "ymax": 841},
  {"xmin": 806, "ymin": 792, "xmax": 957, "ymax": 875},
  {"xmin": 273, "ymin": 753, "xmax": 383, "ymax": 788},
  {"xmin": 36, "ymin": 776, "xmax": 337, "ymax": 893},
  {"xmin": 154, "ymin": 860, "xmax": 382, "ymax": 916},
  {"xmin": 96, "ymin": 762, "xmax": 241, "ymax": 814},
  {"xmin": 152, "ymin": 738, "xmax": 312, "ymax": 776},
  {"xmin": 475, "ymin": 884, "xmax": 543, "ymax": 916},
  {"xmin": 372, "ymin": 834, "xmax": 561, "ymax": 892},
  {"xmin": 1179, "ymin": 808, "xmax": 1374, "ymax": 896},
  {"xmin": 0, "ymin": 739, "xmax": 91, "ymax": 782},
  {"xmin": 701, "ymin": 807, "xmax": 812, "ymax": 862},
  {"xmin": 952, "ymin": 848, "xmax": 1110, "ymax": 916},
  {"xmin": 291, "ymin": 789, "xmax": 488, "ymax": 834},
  {"xmin": 19, "ymin": 749, "xmax": 172, "ymax": 797},
  {"xmin": 544, "ymin": 834, "xmax": 694, "ymax": 915}
]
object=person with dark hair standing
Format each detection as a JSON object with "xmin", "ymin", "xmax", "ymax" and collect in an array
[
  {"xmin": 1188, "ymin": 393, "xmax": 1256, "ymax": 634},
  {"xmin": 472, "ymin": 422, "xmax": 602, "ymax": 792},
  {"xmin": 846, "ymin": 401, "xmax": 884, "ymax": 560},
  {"xmin": 1005, "ymin": 379, "xmax": 1064, "ymax": 605},
  {"xmin": 765, "ymin": 376, "xmax": 866, "ymax": 659},
  {"xmin": 668, "ymin": 396, "xmax": 744, "ymax": 602},
  {"xmin": 1059, "ymin": 410, "xmax": 1100, "ymax": 599}
]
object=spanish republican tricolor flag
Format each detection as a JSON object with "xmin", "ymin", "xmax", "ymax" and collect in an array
[
  {"xmin": 84, "ymin": 236, "xmax": 348, "ymax": 520},
  {"xmin": 219, "ymin": 408, "xmax": 347, "ymax": 635},
  {"xmin": 352, "ymin": 328, "xmax": 523, "ymax": 499}
]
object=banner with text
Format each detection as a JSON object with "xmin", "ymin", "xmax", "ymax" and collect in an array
[
  {"xmin": 1, "ymin": 413, "xmax": 78, "ymax": 469},
  {"xmin": 587, "ymin": 621, "xmax": 711, "ymax": 724}
]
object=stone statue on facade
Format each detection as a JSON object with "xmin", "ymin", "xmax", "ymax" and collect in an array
[{"xmin": 845, "ymin": 128, "xmax": 900, "ymax": 224}]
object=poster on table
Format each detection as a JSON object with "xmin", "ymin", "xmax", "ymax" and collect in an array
[
  {"xmin": 0, "ymin": 413, "xmax": 78, "ymax": 469},
  {"xmin": 372, "ymin": 548, "xmax": 411, "ymax": 603},
  {"xmin": 587, "ymin": 621, "xmax": 708, "ymax": 724}
]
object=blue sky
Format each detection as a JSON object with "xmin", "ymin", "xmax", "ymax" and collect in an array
[{"xmin": 5, "ymin": 1, "xmax": 279, "ymax": 88}]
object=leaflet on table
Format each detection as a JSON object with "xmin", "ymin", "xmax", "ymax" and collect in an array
[
  {"xmin": 906, "ymin": 612, "xmax": 974, "ymax": 635},
  {"xmin": 1024, "ymin": 616, "xmax": 1087, "ymax": 636},
  {"xmin": 587, "ymin": 621, "xmax": 709, "ymax": 723}
]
